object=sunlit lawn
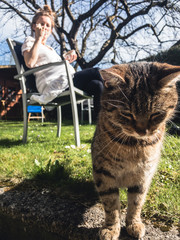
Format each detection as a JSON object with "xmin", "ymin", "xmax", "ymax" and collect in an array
[
  {"xmin": 0, "ymin": 121, "xmax": 94, "ymax": 182},
  {"xmin": 0, "ymin": 120, "xmax": 179, "ymax": 229}
]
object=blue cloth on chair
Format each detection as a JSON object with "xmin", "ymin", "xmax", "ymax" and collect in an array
[{"xmin": 27, "ymin": 106, "xmax": 42, "ymax": 113}]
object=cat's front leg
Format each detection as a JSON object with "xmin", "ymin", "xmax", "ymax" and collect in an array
[
  {"xmin": 126, "ymin": 185, "xmax": 148, "ymax": 239},
  {"xmin": 99, "ymin": 188, "xmax": 121, "ymax": 240}
]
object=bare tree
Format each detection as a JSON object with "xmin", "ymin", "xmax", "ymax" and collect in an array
[{"xmin": 0, "ymin": 0, "xmax": 180, "ymax": 69}]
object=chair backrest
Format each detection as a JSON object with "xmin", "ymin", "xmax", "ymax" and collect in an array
[{"xmin": 7, "ymin": 38, "xmax": 38, "ymax": 92}]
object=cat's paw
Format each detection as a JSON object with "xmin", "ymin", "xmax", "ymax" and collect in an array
[
  {"xmin": 126, "ymin": 222, "xmax": 145, "ymax": 239},
  {"xmin": 99, "ymin": 225, "xmax": 120, "ymax": 240}
]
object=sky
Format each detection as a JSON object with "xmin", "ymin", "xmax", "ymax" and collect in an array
[
  {"xmin": 0, "ymin": 13, "xmax": 25, "ymax": 65},
  {"xmin": 1, "ymin": 1, "xmax": 180, "ymax": 67}
]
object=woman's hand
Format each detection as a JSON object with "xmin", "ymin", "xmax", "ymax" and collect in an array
[
  {"xmin": 63, "ymin": 50, "xmax": 77, "ymax": 63},
  {"xmin": 35, "ymin": 23, "xmax": 46, "ymax": 41}
]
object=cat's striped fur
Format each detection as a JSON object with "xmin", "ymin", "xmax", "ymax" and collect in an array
[{"xmin": 91, "ymin": 62, "xmax": 180, "ymax": 240}]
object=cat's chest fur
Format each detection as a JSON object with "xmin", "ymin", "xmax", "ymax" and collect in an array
[{"xmin": 92, "ymin": 122, "xmax": 163, "ymax": 188}]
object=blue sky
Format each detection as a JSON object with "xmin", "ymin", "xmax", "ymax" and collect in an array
[
  {"xmin": 0, "ymin": 11, "xmax": 24, "ymax": 65},
  {"xmin": 1, "ymin": 2, "xmax": 180, "ymax": 67}
]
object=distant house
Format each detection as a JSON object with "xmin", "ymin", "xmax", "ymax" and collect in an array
[{"xmin": 0, "ymin": 65, "xmax": 23, "ymax": 120}]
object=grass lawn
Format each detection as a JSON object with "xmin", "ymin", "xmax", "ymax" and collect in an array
[{"xmin": 0, "ymin": 120, "xmax": 179, "ymax": 230}]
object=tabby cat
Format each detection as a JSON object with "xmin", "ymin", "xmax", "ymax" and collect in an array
[{"xmin": 91, "ymin": 62, "xmax": 180, "ymax": 240}]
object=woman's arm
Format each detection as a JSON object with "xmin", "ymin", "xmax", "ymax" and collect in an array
[
  {"xmin": 23, "ymin": 39, "xmax": 41, "ymax": 68},
  {"xmin": 23, "ymin": 24, "xmax": 45, "ymax": 68}
]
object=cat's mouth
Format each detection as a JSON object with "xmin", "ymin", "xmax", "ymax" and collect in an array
[{"xmin": 123, "ymin": 128, "xmax": 160, "ymax": 139}]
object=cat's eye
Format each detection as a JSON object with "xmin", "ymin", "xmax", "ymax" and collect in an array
[
  {"xmin": 150, "ymin": 112, "xmax": 166, "ymax": 121},
  {"xmin": 121, "ymin": 111, "xmax": 134, "ymax": 120}
]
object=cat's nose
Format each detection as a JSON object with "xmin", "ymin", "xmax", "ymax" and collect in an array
[
  {"xmin": 136, "ymin": 128, "xmax": 148, "ymax": 136},
  {"xmin": 135, "ymin": 120, "xmax": 149, "ymax": 136}
]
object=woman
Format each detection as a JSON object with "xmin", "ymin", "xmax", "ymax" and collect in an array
[{"xmin": 22, "ymin": 5, "xmax": 103, "ymax": 120}]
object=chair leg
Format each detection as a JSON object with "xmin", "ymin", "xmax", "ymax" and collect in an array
[
  {"xmin": 57, "ymin": 106, "xmax": 61, "ymax": 137},
  {"xmin": 22, "ymin": 100, "xmax": 28, "ymax": 143},
  {"xmin": 81, "ymin": 101, "xmax": 84, "ymax": 124},
  {"xmin": 72, "ymin": 102, "xmax": 80, "ymax": 146},
  {"xmin": 41, "ymin": 107, "xmax": 44, "ymax": 123},
  {"xmin": 64, "ymin": 60, "xmax": 80, "ymax": 147},
  {"xmin": 87, "ymin": 99, "xmax": 92, "ymax": 124},
  {"xmin": 70, "ymin": 98, "xmax": 80, "ymax": 147},
  {"xmin": 69, "ymin": 98, "xmax": 80, "ymax": 146}
]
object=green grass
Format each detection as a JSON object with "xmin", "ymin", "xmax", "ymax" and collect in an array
[
  {"xmin": 145, "ymin": 134, "xmax": 180, "ymax": 228},
  {"xmin": 0, "ymin": 121, "xmax": 94, "ymax": 181},
  {"xmin": 0, "ymin": 120, "xmax": 179, "ymax": 228}
]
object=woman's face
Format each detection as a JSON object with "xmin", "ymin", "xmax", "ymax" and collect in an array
[{"xmin": 33, "ymin": 15, "xmax": 52, "ymax": 44}]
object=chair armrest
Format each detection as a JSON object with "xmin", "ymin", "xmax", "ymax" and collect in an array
[{"xmin": 14, "ymin": 60, "xmax": 68, "ymax": 80}]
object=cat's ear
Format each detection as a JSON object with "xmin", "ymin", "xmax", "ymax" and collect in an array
[
  {"xmin": 100, "ymin": 65, "xmax": 127, "ymax": 88},
  {"xmin": 155, "ymin": 62, "xmax": 180, "ymax": 87}
]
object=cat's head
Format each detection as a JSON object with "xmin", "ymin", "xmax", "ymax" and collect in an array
[{"xmin": 99, "ymin": 62, "xmax": 180, "ymax": 138}]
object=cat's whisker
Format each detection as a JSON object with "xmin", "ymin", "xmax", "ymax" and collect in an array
[
  {"xmin": 93, "ymin": 124, "xmax": 114, "ymax": 141},
  {"xmin": 96, "ymin": 138, "xmax": 114, "ymax": 155},
  {"xmin": 114, "ymin": 136, "xmax": 129, "ymax": 161},
  {"xmin": 167, "ymin": 120, "xmax": 180, "ymax": 128},
  {"xmin": 173, "ymin": 109, "xmax": 180, "ymax": 113},
  {"xmin": 101, "ymin": 99, "xmax": 125, "ymax": 104},
  {"xmin": 94, "ymin": 130, "xmax": 116, "ymax": 154},
  {"xmin": 96, "ymin": 129, "xmax": 126, "ymax": 156},
  {"xmin": 117, "ymin": 85, "xmax": 129, "ymax": 102},
  {"xmin": 101, "ymin": 100, "xmax": 126, "ymax": 109},
  {"xmin": 107, "ymin": 102, "xmax": 121, "ymax": 108},
  {"xmin": 165, "ymin": 131, "xmax": 179, "ymax": 145},
  {"xmin": 112, "ymin": 132, "xmax": 129, "ymax": 161},
  {"xmin": 104, "ymin": 132, "xmax": 125, "ymax": 155},
  {"xmin": 168, "ymin": 120, "xmax": 177, "ymax": 127},
  {"xmin": 154, "ymin": 132, "xmax": 161, "ymax": 144},
  {"xmin": 114, "ymin": 132, "xmax": 139, "ymax": 161}
]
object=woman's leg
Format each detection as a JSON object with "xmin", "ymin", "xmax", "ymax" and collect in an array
[
  {"xmin": 86, "ymin": 80, "xmax": 103, "ymax": 120},
  {"xmin": 73, "ymin": 68, "xmax": 104, "ymax": 120}
]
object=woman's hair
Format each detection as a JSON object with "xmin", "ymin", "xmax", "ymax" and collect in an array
[{"xmin": 31, "ymin": 5, "xmax": 55, "ymax": 33}]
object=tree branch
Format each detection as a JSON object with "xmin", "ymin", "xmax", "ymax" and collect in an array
[
  {"xmin": 0, "ymin": 0, "xmax": 31, "ymax": 24},
  {"xmin": 118, "ymin": 23, "xmax": 161, "ymax": 42},
  {"xmin": 120, "ymin": 0, "xmax": 130, "ymax": 17}
]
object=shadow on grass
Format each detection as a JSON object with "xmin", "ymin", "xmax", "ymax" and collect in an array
[
  {"xmin": 82, "ymin": 138, "xmax": 93, "ymax": 144},
  {"xmin": 0, "ymin": 138, "xmax": 22, "ymax": 147},
  {"xmin": 33, "ymin": 160, "xmax": 98, "ymax": 201}
]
